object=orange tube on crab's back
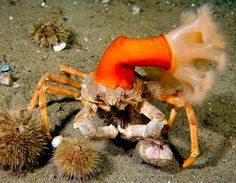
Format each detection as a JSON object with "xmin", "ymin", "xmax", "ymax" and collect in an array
[{"xmin": 93, "ymin": 35, "xmax": 172, "ymax": 89}]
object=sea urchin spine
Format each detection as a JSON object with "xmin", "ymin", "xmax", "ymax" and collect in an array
[
  {"xmin": 30, "ymin": 20, "xmax": 70, "ymax": 51},
  {"xmin": 0, "ymin": 110, "xmax": 48, "ymax": 173},
  {"xmin": 53, "ymin": 137, "xmax": 101, "ymax": 181}
]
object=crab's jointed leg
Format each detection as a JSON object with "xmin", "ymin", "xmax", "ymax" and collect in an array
[
  {"xmin": 28, "ymin": 66, "xmax": 86, "ymax": 139},
  {"xmin": 37, "ymin": 85, "xmax": 81, "ymax": 139},
  {"xmin": 118, "ymin": 101, "xmax": 168, "ymax": 140},
  {"xmin": 28, "ymin": 73, "xmax": 82, "ymax": 111},
  {"xmin": 74, "ymin": 106, "xmax": 118, "ymax": 139},
  {"xmin": 181, "ymin": 103, "xmax": 199, "ymax": 169},
  {"xmin": 158, "ymin": 93, "xmax": 184, "ymax": 129},
  {"xmin": 158, "ymin": 93, "xmax": 199, "ymax": 168},
  {"xmin": 60, "ymin": 64, "xmax": 87, "ymax": 78}
]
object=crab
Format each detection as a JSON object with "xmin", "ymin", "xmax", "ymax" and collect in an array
[
  {"xmin": 28, "ymin": 67, "xmax": 175, "ymax": 167},
  {"xmin": 28, "ymin": 5, "xmax": 226, "ymax": 169}
]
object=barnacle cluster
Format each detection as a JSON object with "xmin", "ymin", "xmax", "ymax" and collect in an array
[
  {"xmin": 30, "ymin": 20, "xmax": 70, "ymax": 51},
  {"xmin": 53, "ymin": 137, "xmax": 101, "ymax": 181},
  {"xmin": 0, "ymin": 110, "xmax": 47, "ymax": 173}
]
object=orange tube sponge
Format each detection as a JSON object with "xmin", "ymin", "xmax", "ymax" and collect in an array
[{"xmin": 93, "ymin": 34, "xmax": 172, "ymax": 89}]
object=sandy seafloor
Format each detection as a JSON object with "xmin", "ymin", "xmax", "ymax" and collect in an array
[{"xmin": 0, "ymin": 0, "xmax": 235, "ymax": 182}]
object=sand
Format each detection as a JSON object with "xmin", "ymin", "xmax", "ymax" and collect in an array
[{"xmin": 0, "ymin": 0, "xmax": 235, "ymax": 182}]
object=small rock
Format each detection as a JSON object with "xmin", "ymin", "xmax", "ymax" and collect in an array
[
  {"xmin": 52, "ymin": 135, "xmax": 64, "ymax": 148},
  {"xmin": 132, "ymin": 5, "xmax": 141, "ymax": 15},
  {"xmin": 101, "ymin": 0, "xmax": 110, "ymax": 3},
  {"xmin": 12, "ymin": 82, "xmax": 20, "ymax": 88},
  {"xmin": 40, "ymin": 1, "xmax": 48, "ymax": 8},
  {"xmin": 0, "ymin": 73, "xmax": 11, "ymax": 86},
  {"xmin": 1, "ymin": 65, "xmax": 11, "ymax": 72},
  {"xmin": 84, "ymin": 37, "xmax": 88, "ymax": 43}
]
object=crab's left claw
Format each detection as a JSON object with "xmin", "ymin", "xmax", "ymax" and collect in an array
[{"xmin": 74, "ymin": 106, "xmax": 118, "ymax": 139}]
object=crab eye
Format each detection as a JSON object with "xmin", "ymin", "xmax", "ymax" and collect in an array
[
  {"xmin": 120, "ymin": 91, "xmax": 127, "ymax": 99},
  {"xmin": 96, "ymin": 94, "xmax": 103, "ymax": 99}
]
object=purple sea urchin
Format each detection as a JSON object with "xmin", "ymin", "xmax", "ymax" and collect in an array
[
  {"xmin": 30, "ymin": 20, "xmax": 70, "ymax": 51},
  {"xmin": 53, "ymin": 137, "xmax": 101, "ymax": 181},
  {"xmin": 0, "ymin": 110, "xmax": 47, "ymax": 173}
]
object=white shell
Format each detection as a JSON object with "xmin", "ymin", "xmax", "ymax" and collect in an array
[
  {"xmin": 136, "ymin": 139, "xmax": 174, "ymax": 167},
  {"xmin": 132, "ymin": 5, "xmax": 141, "ymax": 15},
  {"xmin": 53, "ymin": 41, "xmax": 66, "ymax": 51},
  {"xmin": 51, "ymin": 135, "xmax": 64, "ymax": 148},
  {"xmin": 0, "ymin": 73, "xmax": 11, "ymax": 85}
]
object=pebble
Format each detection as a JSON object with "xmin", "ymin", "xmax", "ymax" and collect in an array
[
  {"xmin": 132, "ymin": 5, "xmax": 141, "ymax": 15},
  {"xmin": 40, "ymin": 1, "xmax": 48, "ymax": 8},
  {"xmin": 12, "ymin": 82, "xmax": 20, "ymax": 88},
  {"xmin": 84, "ymin": 37, "xmax": 88, "ymax": 43},
  {"xmin": 0, "ymin": 73, "xmax": 11, "ymax": 86},
  {"xmin": 1, "ymin": 65, "xmax": 11, "ymax": 72},
  {"xmin": 101, "ymin": 0, "xmax": 110, "ymax": 3},
  {"xmin": 51, "ymin": 135, "xmax": 64, "ymax": 148}
]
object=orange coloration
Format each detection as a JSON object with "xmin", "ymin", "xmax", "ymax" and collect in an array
[{"xmin": 93, "ymin": 34, "xmax": 172, "ymax": 89}]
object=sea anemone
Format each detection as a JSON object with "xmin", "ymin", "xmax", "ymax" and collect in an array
[
  {"xmin": 0, "ymin": 110, "xmax": 47, "ymax": 173},
  {"xmin": 165, "ymin": 4, "xmax": 226, "ymax": 103},
  {"xmin": 30, "ymin": 20, "xmax": 70, "ymax": 51},
  {"xmin": 138, "ymin": 5, "xmax": 226, "ymax": 104},
  {"xmin": 53, "ymin": 137, "xmax": 101, "ymax": 181}
]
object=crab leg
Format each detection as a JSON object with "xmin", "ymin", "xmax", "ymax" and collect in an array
[
  {"xmin": 181, "ymin": 103, "xmax": 199, "ymax": 169},
  {"xmin": 158, "ymin": 93, "xmax": 184, "ymax": 129},
  {"xmin": 158, "ymin": 93, "xmax": 200, "ymax": 168},
  {"xmin": 28, "ymin": 73, "xmax": 81, "ymax": 111},
  {"xmin": 118, "ymin": 101, "xmax": 167, "ymax": 140},
  {"xmin": 60, "ymin": 64, "xmax": 87, "ymax": 78},
  {"xmin": 38, "ymin": 89, "xmax": 51, "ymax": 139},
  {"xmin": 37, "ymin": 85, "xmax": 81, "ymax": 139},
  {"xmin": 74, "ymin": 106, "xmax": 118, "ymax": 139}
]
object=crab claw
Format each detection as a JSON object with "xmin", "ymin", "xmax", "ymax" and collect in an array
[
  {"xmin": 118, "ymin": 124, "xmax": 146, "ymax": 140},
  {"xmin": 144, "ymin": 118, "xmax": 167, "ymax": 139}
]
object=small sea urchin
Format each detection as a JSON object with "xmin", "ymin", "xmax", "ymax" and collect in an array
[
  {"xmin": 30, "ymin": 20, "xmax": 70, "ymax": 51},
  {"xmin": 0, "ymin": 110, "xmax": 47, "ymax": 173},
  {"xmin": 53, "ymin": 137, "xmax": 101, "ymax": 181}
]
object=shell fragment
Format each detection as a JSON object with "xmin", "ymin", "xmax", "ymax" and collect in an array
[{"xmin": 53, "ymin": 41, "xmax": 66, "ymax": 51}]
